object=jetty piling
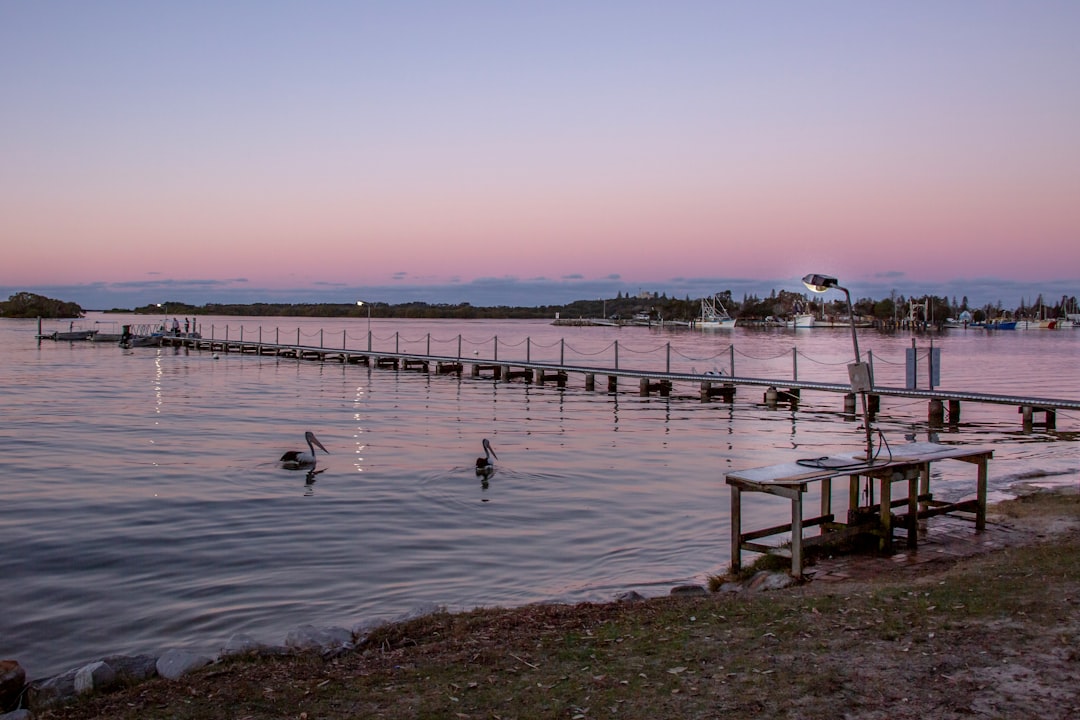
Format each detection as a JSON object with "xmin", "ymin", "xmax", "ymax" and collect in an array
[{"xmin": 131, "ymin": 325, "xmax": 1080, "ymax": 431}]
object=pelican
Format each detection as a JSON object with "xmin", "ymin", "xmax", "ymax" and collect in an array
[
  {"xmin": 280, "ymin": 431, "xmax": 329, "ymax": 470},
  {"xmin": 475, "ymin": 438, "xmax": 497, "ymax": 473}
]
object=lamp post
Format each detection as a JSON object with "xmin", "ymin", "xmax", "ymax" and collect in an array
[
  {"xmin": 802, "ymin": 273, "xmax": 874, "ymax": 461},
  {"xmin": 356, "ymin": 301, "xmax": 371, "ymax": 333},
  {"xmin": 357, "ymin": 300, "xmax": 372, "ymax": 351}
]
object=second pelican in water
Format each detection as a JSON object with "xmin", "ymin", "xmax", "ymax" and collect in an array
[
  {"xmin": 280, "ymin": 431, "xmax": 329, "ymax": 470},
  {"xmin": 475, "ymin": 438, "xmax": 497, "ymax": 473}
]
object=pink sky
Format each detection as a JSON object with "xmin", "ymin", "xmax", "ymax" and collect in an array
[{"xmin": 2, "ymin": 3, "xmax": 1078, "ymax": 309}]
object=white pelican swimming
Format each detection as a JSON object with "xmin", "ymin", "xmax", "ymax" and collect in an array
[
  {"xmin": 475, "ymin": 438, "xmax": 497, "ymax": 474},
  {"xmin": 280, "ymin": 431, "xmax": 329, "ymax": 470}
]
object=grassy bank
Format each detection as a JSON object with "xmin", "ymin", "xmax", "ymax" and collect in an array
[{"xmin": 41, "ymin": 491, "xmax": 1080, "ymax": 719}]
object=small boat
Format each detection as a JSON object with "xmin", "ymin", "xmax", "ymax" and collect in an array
[
  {"xmin": 122, "ymin": 335, "xmax": 162, "ymax": 348},
  {"xmin": 785, "ymin": 313, "xmax": 815, "ymax": 328},
  {"xmin": 119, "ymin": 325, "xmax": 163, "ymax": 348},
  {"xmin": 50, "ymin": 330, "xmax": 96, "ymax": 341},
  {"xmin": 90, "ymin": 321, "xmax": 124, "ymax": 343},
  {"xmin": 697, "ymin": 294, "xmax": 736, "ymax": 329}
]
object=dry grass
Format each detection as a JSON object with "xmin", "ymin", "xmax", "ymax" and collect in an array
[{"xmin": 38, "ymin": 491, "xmax": 1080, "ymax": 720}]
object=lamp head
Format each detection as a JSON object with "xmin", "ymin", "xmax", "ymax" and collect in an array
[{"xmin": 802, "ymin": 273, "xmax": 839, "ymax": 293}]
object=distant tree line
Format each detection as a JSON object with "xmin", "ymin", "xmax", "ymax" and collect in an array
[
  {"xmin": 0, "ymin": 292, "xmax": 84, "ymax": 318},
  {"xmin": 5, "ymin": 289, "xmax": 1076, "ymax": 326}
]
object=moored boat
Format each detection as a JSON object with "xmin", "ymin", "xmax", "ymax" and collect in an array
[
  {"xmin": 696, "ymin": 294, "xmax": 736, "ymax": 329},
  {"xmin": 785, "ymin": 313, "xmax": 815, "ymax": 328}
]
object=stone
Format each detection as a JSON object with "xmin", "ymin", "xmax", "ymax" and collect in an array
[
  {"xmin": 615, "ymin": 590, "xmax": 646, "ymax": 602},
  {"xmin": 156, "ymin": 649, "xmax": 212, "ymax": 681},
  {"xmin": 74, "ymin": 660, "xmax": 117, "ymax": 694},
  {"xmin": 669, "ymin": 584, "xmax": 708, "ymax": 597},
  {"xmin": 746, "ymin": 570, "xmax": 797, "ymax": 592},
  {"xmin": 397, "ymin": 602, "xmax": 442, "ymax": 621},
  {"xmin": 27, "ymin": 669, "xmax": 77, "ymax": 710},
  {"xmin": 284, "ymin": 625, "xmax": 353, "ymax": 651},
  {"xmin": 0, "ymin": 660, "xmax": 25, "ymax": 712},
  {"xmin": 100, "ymin": 654, "xmax": 158, "ymax": 683},
  {"xmin": 221, "ymin": 633, "xmax": 268, "ymax": 657},
  {"xmin": 0, "ymin": 709, "xmax": 31, "ymax": 720}
]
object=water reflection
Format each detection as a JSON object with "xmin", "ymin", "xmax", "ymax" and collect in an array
[
  {"xmin": 478, "ymin": 466, "xmax": 494, "ymax": 500},
  {"xmin": 303, "ymin": 467, "xmax": 325, "ymax": 495},
  {"xmin": 4, "ymin": 316, "xmax": 1078, "ymax": 680}
]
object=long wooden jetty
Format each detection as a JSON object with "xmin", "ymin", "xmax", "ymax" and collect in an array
[{"xmin": 153, "ymin": 331, "xmax": 1080, "ymax": 430}]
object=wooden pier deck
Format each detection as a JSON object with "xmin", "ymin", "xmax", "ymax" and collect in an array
[{"xmin": 158, "ymin": 334, "xmax": 1080, "ymax": 429}]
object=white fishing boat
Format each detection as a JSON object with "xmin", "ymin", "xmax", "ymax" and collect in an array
[
  {"xmin": 785, "ymin": 313, "xmax": 815, "ymax": 328},
  {"xmin": 697, "ymin": 294, "xmax": 736, "ymax": 329}
]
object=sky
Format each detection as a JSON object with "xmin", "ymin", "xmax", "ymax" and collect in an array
[{"xmin": 3, "ymin": 1, "xmax": 1079, "ymax": 311}]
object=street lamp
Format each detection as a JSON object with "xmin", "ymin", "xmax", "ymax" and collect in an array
[
  {"xmin": 802, "ymin": 273, "xmax": 875, "ymax": 461},
  {"xmin": 357, "ymin": 300, "xmax": 373, "ymax": 352},
  {"xmin": 356, "ymin": 301, "xmax": 371, "ymax": 333}
]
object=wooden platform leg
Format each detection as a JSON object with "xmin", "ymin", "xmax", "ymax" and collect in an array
[
  {"xmin": 820, "ymin": 477, "xmax": 832, "ymax": 532},
  {"xmin": 730, "ymin": 486, "xmax": 742, "ymax": 572},
  {"xmin": 907, "ymin": 471, "xmax": 919, "ymax": 549},
  {"xmin": 791, "ymin": 495, "xmax": 803, "ymax": 579},
  {"xmin": 847, "ymin": 474, "xmax": 860, "ymax": 524},
  {"xmin": 878, "ymin": 474, "xmax": 893, "ymax": 552},
  {"xmin": 976, "ymin": 458, "xmax": 988, "ymax": 532}
]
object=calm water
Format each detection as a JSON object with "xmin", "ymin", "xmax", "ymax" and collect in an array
[{"xmin": 3, "ymin": 314, "xmax": 1078, "ymax": 678}]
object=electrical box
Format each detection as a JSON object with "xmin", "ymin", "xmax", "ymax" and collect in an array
[
  {"xmin": 848, "ymin": 362, "xmax": 873, "ymax": 392},
  {"xmin": 929, "ymin": 347, "xmax": 941, "ymax": 388}
]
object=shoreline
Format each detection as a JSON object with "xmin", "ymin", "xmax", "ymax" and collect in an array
[{"xmin": 9, "ymin": 486, "xmax": 1079, "ymax": 717}]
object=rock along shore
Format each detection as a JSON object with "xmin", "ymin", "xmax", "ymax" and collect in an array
[{"xmin": 5, "ymin": 575, "xmax": 798, "ymax": 718}]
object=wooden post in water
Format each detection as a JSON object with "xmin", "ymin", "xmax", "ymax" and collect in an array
[
  {"xmin": 560, "ymin": 339, "xmax": 565, "ymax": 366},
  {"xmin": 729, "ymin": 345, "xmax": 735, "ymax": 376},
  {"xmin": 607, "ymin": 375, "xmax": 618, "ymax": 393},
  {"xmin": 585, "ymin": 373, "xmax": 595, "ymax": 391},
  {"xmin": 928, "ymin": 399, "xmax": 945, "ymax": 426},
  {"xmin": 792, "ymin": 348, "xmax": 798, "ymax": 381},
  {"xmin": 457, "ymin": 334, "xmax": 462, "ymax": 359},
  {"xmin": 949, "ymin": 399, "xmax": 961, "ymax": 423},
  {"xmin": 614, "ymin": 340, "xmax": 619, "ymax": 369}
]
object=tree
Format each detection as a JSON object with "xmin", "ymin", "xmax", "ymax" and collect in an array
[{"xmin": 0, "ymin": 292, "xmax": 84, "ymax": 318}]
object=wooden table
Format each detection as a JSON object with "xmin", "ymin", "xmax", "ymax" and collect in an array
[{"xmin": 725, "ymin": 442, "xmax": 992, "ymax": 578}]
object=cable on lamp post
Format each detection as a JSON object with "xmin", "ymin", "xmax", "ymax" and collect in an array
[
  {"xmin": 802, "ymin": 274, "xmax": 875, "ymax": 462},
  {"xmin": 356, "ymin": 301, "xmax": 371, "ymax": 333}
]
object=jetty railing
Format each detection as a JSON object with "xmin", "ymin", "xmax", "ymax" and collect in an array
[{"xmin": 151, "ymin": 323, "xmax": 1080, "ymax": 430}]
